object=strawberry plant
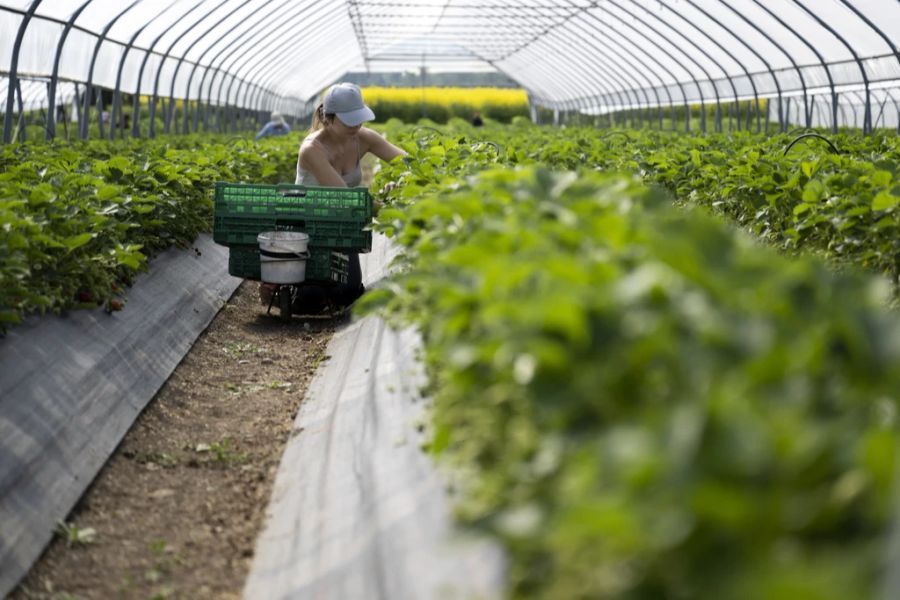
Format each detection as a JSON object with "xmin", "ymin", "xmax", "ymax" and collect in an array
[
  {"xmin": 0, "ymin": 134, "xmax": 299, "ymax": 329},
  {"xmin": 366, "ymin": 133, "xmax": 900, "ymax": 598}
]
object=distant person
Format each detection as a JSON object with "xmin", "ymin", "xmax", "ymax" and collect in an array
[
  {"xmin": 255, "ymin": 111, "xmax": 291, "ymax": 140},
  {"xmin": 471, "ymin": 111, "xmax": 484, "ymax": 127}
]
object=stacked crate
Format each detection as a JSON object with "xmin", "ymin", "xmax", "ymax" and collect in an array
[{"xmin": 212, "ymin": 183, "xmax": 373, "ymax": 284}]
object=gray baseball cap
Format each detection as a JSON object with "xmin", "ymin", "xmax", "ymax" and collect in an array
[{"xmin": 323, "ymin": 83, "xmax": 375, "ymax": 127}]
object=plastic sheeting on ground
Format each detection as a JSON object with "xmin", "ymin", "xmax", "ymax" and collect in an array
[
  {"xmin": 244, "ymin": 234, "xmax": 506, "ymax": 600},
  {"xmin": 0, "ymin": 234, "xmax": 240, "ymax": 598}
]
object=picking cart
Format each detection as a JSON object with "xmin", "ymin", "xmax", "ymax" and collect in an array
[{"xmin": 212, "ymin": 182, "xmax": 373, "ymax": 321}]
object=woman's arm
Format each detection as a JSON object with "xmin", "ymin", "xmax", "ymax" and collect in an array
[
  {"xmin": 298, "ymin": 142, "xmax": 348, "ymax": 187},
  {"xmin": 360, "ymin": 127, "xmax": 407, "ymax": 162}
]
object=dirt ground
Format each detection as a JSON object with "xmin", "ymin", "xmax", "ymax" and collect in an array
[{"xmin": 10, "ymin": 280, "xmax": 344, "ymax": 600}]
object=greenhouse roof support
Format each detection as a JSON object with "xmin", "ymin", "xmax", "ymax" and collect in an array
[{"xmin": 2, "ymin": 0, "xmax": 899, "ymax": 141}]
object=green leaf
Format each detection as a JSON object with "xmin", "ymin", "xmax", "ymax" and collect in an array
[
  {"xmin": 872, "ymin": 191, "xmax": 898, "ymax": 211},
  {"xmin": 62, "ymin": 233, "xmax": 94, "ymax": 251}
]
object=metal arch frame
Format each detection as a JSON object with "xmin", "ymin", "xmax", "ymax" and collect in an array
[
  {"xmin": 132, "ymin": 0, "xmax": 209, "ymax": 138},
  {"xmin": 498, "ymin": 5, "xmax": 640, "ymax": 123},
  {"xmin": 554, "ymin": 0, "xmax": 658, "ymax": 127},
  {"xmin": 192, "ymin": 0, "xmax": 312, "ymax": 132},
  {"xmin": 500, "ymin": 4, "xmax": 637, "ymax": 122},
  {"xmin": 146, "ymin": 0, "xmax": 232, "ymax": 138},
  {"xmin": 793, "ymin": 0, "xmax": 871, "ymax": 133},
  {"xmin": 557, "ymin": 17, "xmax": 658, "ymax": 127},
  {"xmin": 839, "ymin": 1, "xmax": 900, "ymax": 71},
  {"xmin": 500, "ymin": 34, "xmax": 625, "ymax": 121},
  {"xmin": 751, "ymin": 0, "xmax": 838, "ymax": 133},
  {"xmin": 204, "ymin": 0, "xmax": 337, "ymax": 132},
  {"xmin": 498, "ymin": 5, "xmax": 650, "ymax": 125},
  {"xmin": 493, "ymin": 2, "xmax": 590, "ymax": 63},
  {"xmin": 185, "ymin": 0, "xmax": 333, "ymax": 133},
  {"xmin": 3, "ymin": 0, "xmax": 43, "ymax": 144},
  {"xmin": 46, "ymin": 0, "xmax": 93, "ymax": 140},
  {"xmin": 244, "ymin": 18, "xmax": 377, "ymax": 123},
  {"xmin": 163, "ymin": 0, "xmax": 265, "ymax": 135},
  {"xmin": 618, "ymin": 0, "xmax": 737, "ymax": 134},
  {"xmin": 839, "ymin": 0, "xmax": 900, "ymax": 120},
  {"xmin": 80, "ymin": 0, "xmax": 143, "ymax": 140},
  {"xmin": 569, "ymin": 13, "xmax": 673, "ymax": 129},
  {"xmin": 362, "ymin": 6, "xmax": 600, "ymax": 117},
  {"xmin": 509, "ymin": 39, "xmax": 629, "ymax": 124},
  {"xmin": 680, "ymin": 0, "xmax": 764, "ymax": 133},
  {"xmin": 220, "ymin": 1, "xmax": 345, "ymax": 133},
  {"xmin": 226, "ymin": 8, "xmax": 349, "ymax": 132},
  {"xmin": 250, "ymin": 50, "xmax": 360, "ymax": 122},
  {"xmin": 602, "ymin": 0, "xmax": 717, "ymax": 132},
  {"xmin": 583, "ymin": 5, "xmax": 696, "ymax": 131},
  {"xmin": 110, "ymin": 0, "xmax": 183, "ymax": 140},
  {"xmin": 717, "ymin": 0, "xmax": 805, "ymax": 134}
]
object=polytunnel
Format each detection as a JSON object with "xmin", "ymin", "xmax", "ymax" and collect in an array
[
  {"xmin": 5, "ymin": 2, "xmax": 900, "ymax": 600},
  {"xmin": 2, "ymin": 0, "xmax": 900, "ymax": 143}
]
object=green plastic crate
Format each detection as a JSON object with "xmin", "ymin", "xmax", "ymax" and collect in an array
[
  {"xmin": 213, "ymin": 215, "xmax": 371, "ymax": 250},
  {"xmin": 213, "ymin": 182, "xmax": 373, "ymax": 251},
  {"xmin": 215, "ymin": 182, "xmax": 371, "ymax": 220},
  {"xmin": 228, "ymin": 245, "xmax": 350, "ymax": 284}
]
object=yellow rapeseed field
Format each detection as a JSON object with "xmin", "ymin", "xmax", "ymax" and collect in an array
[{"xmin": 361, "ymin": 86, "xmax": 529, "ymax": 123}]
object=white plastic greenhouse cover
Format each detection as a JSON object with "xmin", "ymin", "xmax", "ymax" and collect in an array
[{"xmin": 2, "ymin": 0, "xmax": 899, "ymax": 136}]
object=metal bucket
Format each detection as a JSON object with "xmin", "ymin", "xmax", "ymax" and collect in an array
[{"xmin": 257, "ymin": 231, "xmax": 310, "ymax": 284}]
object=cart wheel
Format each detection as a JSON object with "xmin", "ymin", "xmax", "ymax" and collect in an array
[{"xmin": 279, "ymin": 287, "xmax": 292, "ymax": 322}]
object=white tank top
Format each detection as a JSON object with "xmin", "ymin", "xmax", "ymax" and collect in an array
[{"xmin": 295, "ymin": 135, "xmax": 362, "ymax": 187}]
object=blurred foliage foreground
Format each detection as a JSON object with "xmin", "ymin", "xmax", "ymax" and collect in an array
[{"xmin": 361, "ymin": 125, "xmax": 900, "ymax": 599}]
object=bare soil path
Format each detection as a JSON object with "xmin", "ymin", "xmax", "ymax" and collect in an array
[{"xmin": 10, "ymin": 280, "xmax": 342, "ymax": 600}]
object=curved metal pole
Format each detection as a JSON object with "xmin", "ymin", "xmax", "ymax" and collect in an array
[
  {"xmin": 838, "ymin": 1, "xmax": 900, "ymax": 77},
  {"xmin": 80, "ymin": 0, "xmax": 142, "ymax": 140},
  {"xmin": 165, "ymin": 0, "xmax": 262, "ymax": 135},
  {"xmin": 504, "ymin": 46, "xmax": 628, "ymax": 121},
  {"xmin": 224, "ymin": 12, "xmax": 342, "ymax": 131},
  {"xmin": 752, "ymin": 0, "xmax": 837, "ymax": 134},
  {"xmin": 206, "ymin": 0, "xmax": 334, "ymax": 132},
  {"xmin": 717, "ymin": 0, "xmax": 803, "ymax": 135},
  {"xmin": 110, "ymin": 0, "xmax": 182, "ymax": 140},
  {"xmin": 588, "ymin": 4, "xmax": 695, "ymax": 131},
  {"xmin": 552, "ymin": 2, "xmax": 650, "ymax": 127},
  {"xmin": 132, "ymin": 0, "xmax": 208, "ymax": 137},
  {"xmin": 580, "ymin": 9, "xmax": 677, "ymax": 129},
  {"xmin": 458, "ymin": 6, "xmax": 633, "ymax": 124},
  {"xmin": 193, "ymin": 0, "xmax": 307, "ymax": 132},
  {"xmin": 518, "ymin": 16, "xmax": 647, "ymax": 123},
  {"xmin": 563, "ymin": 15, "xmax": 662, "ymax": 127},
  {"xmin": 46, "ymin": 0, "xmax": 93, "ymax": 140},
  {"xmin": 4, "ymin": 0, "xmax": 43, "ymax": 144},
  {"xmin": 148, "ymin": 0, "xmax": 231, "ymax": 137},
  {"xmin": 794, "ymin": 0, "xmax": 871, "ymax": 134},
  {"xmin": 571, "ymin": 14, "xmax": 670, "ymax": 128},
  {"xmin": 681, "ymin": 0, "xmax": 764, "ymax": 133},
  {"xmin": 623, "ymin": 0, "xmax": 737, "ymax": 134},
  {"xmin": 184, "ymin": 0, "xmax": 295, "ymax": 133},
  {"xmin": 224, "ymin": 5, "xmax": 369, "ymax": 131},
  {"xmin": 605, "ymin": 0, "xmax": 715, "ymax": 132}
]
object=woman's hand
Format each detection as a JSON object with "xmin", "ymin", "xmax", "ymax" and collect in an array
[{"xmin": 380, "ymin": 180, "xmax": 398, "ymax": 194}]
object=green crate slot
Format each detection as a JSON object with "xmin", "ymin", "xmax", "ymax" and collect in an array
[
  {"xmin": 213, "ymin": 182, "xmax": 373, "ymax": 252},
  {"xmin": 214, "ymin": 182, "xmax": 372, "ymax": 221},
  {"xmin": 228, "ymin": 245, "xmax": 350, "ymax": 284},
  {"xmin": 213, "ymin": 216, "xmax": 371, "ymax": 251}
]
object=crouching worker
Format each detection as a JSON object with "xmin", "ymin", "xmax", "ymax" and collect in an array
[
  {"xmin": 259, "ymin": 82, "xmax": 406, "ymax": 314},
  {"xmin": 255, "ymin": 111, "xmax": 291, "ymax": 140}
]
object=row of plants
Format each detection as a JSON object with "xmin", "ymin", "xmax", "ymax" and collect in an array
[
  {"xmin": 376, "ymin": 121, "xmax": 900, "ymax": 290},
  {"xmin": 0, "ymin": 134, "xmax": 298, "ymax": 328},
  {"xmin": 366, "ymin": 134, "xmax": 900, "ymax": 598}
]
